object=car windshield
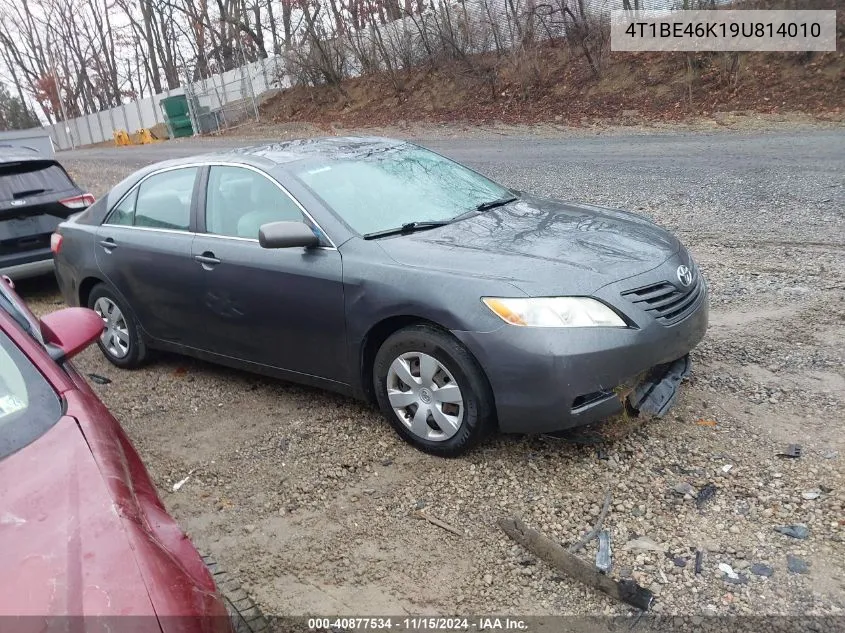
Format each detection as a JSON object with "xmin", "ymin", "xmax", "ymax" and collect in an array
[
  {"xmin": 0, "ymin": 280, "xmax": 42, "ymax": 344},
  {"xmin": 0, "ymin": 328, "xmax": 62, "ymax": 461},
  {"xmin": 292, "ymin": 145, "xmax": 512, "ymax": 236}
]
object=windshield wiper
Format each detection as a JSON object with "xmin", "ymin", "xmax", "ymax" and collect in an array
[
  {"xmin": 476, "ymin": 195, "xmax": 518, "ymax": 212},
  {"xmin": 363, "ymin": 220, "xmax": 451, "ymax": 240}
]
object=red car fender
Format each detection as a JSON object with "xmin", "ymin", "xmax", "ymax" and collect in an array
[{"xmin": 64, "ymin": 392, "xmax": 227, "ymax": 623}]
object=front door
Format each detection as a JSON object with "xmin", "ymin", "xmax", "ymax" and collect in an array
[{"xmin": 190, "ymin": 165, "xmax": 347, "ymax": 384}]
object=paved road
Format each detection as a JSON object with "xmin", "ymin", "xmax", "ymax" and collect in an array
[{"xmin": 61, "ymin": 128, "xmax": 845, "ymax": 173}]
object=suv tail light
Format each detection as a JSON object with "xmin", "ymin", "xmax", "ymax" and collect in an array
[
  {"xmin": 59, "ymin": 193, "xmax": 95, "ymax": 209},
  {"xmin": 50, "ymin": 233, "xmax": 63, "ymax": 254}
]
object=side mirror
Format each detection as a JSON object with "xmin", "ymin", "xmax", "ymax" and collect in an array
[
  {"xmin": 259, "ymin": 221, "xmax": 320, "ymax": 249},
  {"xmin": 39, "ymin": 307, "xmax": 104, "ymax": 364}
]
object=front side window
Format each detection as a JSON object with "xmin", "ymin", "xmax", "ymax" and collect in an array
[
  {"xmin": 0, "ymin": 329, "xmax": 62, "ymax": 461},
  {"xmin": 205, "ymin": 166, "xmax": 305, "ymax": 239},
  {"xmin": 107, "ymin": 167, "xmax": 197, "ymax": 231},
  {"xmin": 293, "ymin": 145, "xmax": 511, "ymax": 236}
]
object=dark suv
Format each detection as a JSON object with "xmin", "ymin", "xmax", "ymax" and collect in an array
[{"xmin": 0, "ymin": 146, "xmax": 92, "ymax": 280}]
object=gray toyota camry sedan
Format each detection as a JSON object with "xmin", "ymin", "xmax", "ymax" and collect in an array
[{"xmin": 53, "ymin": 137, "xmax": 708, "ymax": 456}]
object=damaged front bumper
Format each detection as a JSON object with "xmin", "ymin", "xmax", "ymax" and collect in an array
[
  {"xmin": 453, "ymin": 291, "xmax": 707, "ymax": 435},
  {"xmin": 628, "ymin": 354, "xmax": 692, "ymax": 417}
]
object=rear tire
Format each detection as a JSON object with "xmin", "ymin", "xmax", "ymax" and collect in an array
[
  {"xmin": 87, "ymin": 283, "xmax": 147, "ymax": 368},
  {"xmin": 202, "ymin": 554, "xmax": 268, "ymax": 633},
  {"xmin": 373, "ymin": 325, "xmax": 495, "ymax": 457}
]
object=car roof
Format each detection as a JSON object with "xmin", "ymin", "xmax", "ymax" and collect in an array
[
  {"xmin": 0, "ymin": 145, "xmax": 50, "ymax": 164},
  {"xmin": 150, "ymin": 136, "xmax": 408, "ymax": 171}
]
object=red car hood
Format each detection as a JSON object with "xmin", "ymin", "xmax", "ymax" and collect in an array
[{"xmin": 0, "ymin": 416, "xmax": 156, "ymax": 617}]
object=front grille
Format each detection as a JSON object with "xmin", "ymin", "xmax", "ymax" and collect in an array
[{"xmin": 622, "ymin": 272, "xmax": 704, "ymax": 325}]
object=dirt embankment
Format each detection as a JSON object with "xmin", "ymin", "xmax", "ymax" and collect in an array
[{"xmin": 260, "ymin": 49, "xmax": 845, "ymax": 129}]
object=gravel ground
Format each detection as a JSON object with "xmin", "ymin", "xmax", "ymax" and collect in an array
[{"xmin": 18, "ymin": 123, "xmax": 844, "ymax": 622}]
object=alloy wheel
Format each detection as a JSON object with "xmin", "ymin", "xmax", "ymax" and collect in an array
[
  {"xmin": 385, "ymin": 351, "xmax": 464, "ymax": 441},
  {"xmin": 93, "ymin": 296, "xmax": 130, "ymax": 359}
]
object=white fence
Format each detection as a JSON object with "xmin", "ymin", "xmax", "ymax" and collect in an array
[{"xmin": 37, "ymin": 55, "xmax": 287, "ymax": 151}]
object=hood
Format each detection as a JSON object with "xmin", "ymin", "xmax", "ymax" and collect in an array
[
  {"xmin": 0, "ymin": 417, "xmax": 157, "ymax": 617},
  {"xmin": 376, "ymin": 196, "xmax": 680, "ymax": 295}
]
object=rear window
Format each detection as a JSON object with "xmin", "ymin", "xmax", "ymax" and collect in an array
[
  {"xmin": 0, "ymin": 161, "xmax": 75, "ymax": 203},
  {"xmin": 0, "ymin": 329, "xmax": 62, "ymax": 461}
]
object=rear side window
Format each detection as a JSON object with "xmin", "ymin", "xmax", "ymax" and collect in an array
[
  {"xmin": 108, "ymin": 189, "xmax": 137, "ymax": 226},
  {"xmin": 0, "ymin": 161, "xmax": 75, "ymax": 203},
  {"xmin": 107, "ymin": 167, "xmax": 197, "ymax": 231},
  {"xmin": 0, "ymin": 329, "xmax": 62, "ymax": 461}
]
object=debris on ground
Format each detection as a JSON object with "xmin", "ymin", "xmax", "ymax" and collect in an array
[
  {"xmin": 750, "ymin": 563, "xmax": 775, "ymax": 577},
  {"xmin": 413, "ymin": 511, "xmax": 463, "ymax": 537},
  {"xmin": 673, "ymin": 482, "xmax": 695, "ymax": 496},
  {"xmin": 696, "ymin": 483, "xmax": 718, "ymax": 508},
  {"xmin": 725, "ymin": 573, "xmax": 749, "ymax": 585},
  {"xmin": 172, "ymin": 470, "xmax": 194, "ymax": 492},
  {"xmin": 718, "ymin": 562, "xmax": 739, "ymax": 579},
  {"xmin": 498, "ymin": 516, "xmax": 654, "ymax": 610},
  {"xmin": 596, "ymin": 531, "xmax": 612, "ymax": 574},
  {"xmin": 695, "ymin": 550, "xmax": 704, "ymax": 575},
  {"xmin": 569, "ymin": 490, "xmax": 612, "ymax": 553},
  {"xmin": 801, "ymin": 490, "xmax": 821, "ymax": 500},
  {"xmin": 87, "ymin": 373, "xmax": 112, "ymax": 385},
  {"xmin": 776, "ymin": 444, "xmax": 802, "ymax": 459},
  {"xmin": 774, "ymin": 524, "xmax": 810, "ymax": 539},
  {"xmin": 786, "ymin": 555, "xmax": 810, "ymax": 574},
  {"xmin": 695, "ymin": 418, "xmax": 718, "ymax": 427}
]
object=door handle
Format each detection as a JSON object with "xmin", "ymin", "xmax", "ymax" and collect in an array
[
  {"xmin": 194, "ymin": 252, "xmax": 221, "ymax": 266},
  {"xmin": 99, "ymin": 238, "xmax": 117, "ymax": 252}
]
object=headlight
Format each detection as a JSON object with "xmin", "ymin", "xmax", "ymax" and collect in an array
[{"xmin": 482, "ymin": 297, "xmax": 627, "ymax": 328}]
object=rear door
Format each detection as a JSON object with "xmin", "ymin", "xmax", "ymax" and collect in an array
[
  {"xmin": 0, "ymin": 159, "xmax": 81, "ymax": 268},
  {"xmin": 190, "ymin": 164, "xmax": 347, "ymax": 383},
  {"xmin": 95, "ymin": 166, "xmax": 203, "ymax": 346}
]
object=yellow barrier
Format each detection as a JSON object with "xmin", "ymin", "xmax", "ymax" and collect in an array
[
  {"xmin": 113, "ymin": 129, "xmax": 131, "ymax": 146},
  {"xmin": 136, "ymin": 128, "xmax": 158, "ymax": 144}
]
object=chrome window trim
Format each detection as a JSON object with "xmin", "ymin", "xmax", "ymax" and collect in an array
[
  {"xmin": 99, "ymin": 225, "xmax": 196, "ymax": 237},
  {"xmin": 103, "ymin": 161, "xmax": 338, "ymax": 251}
]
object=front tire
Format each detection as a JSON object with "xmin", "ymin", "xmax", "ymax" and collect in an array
[
  {"xmin": 87, "ymin": 283, "xmax": 148, "ymax": 368},
  {"xmin": 202, "ymin": 554, "xmax": 268, "ymax": 633},
  {"xmin": 373, "ymin": 325, "xmax": 494, "ymax": 457}
]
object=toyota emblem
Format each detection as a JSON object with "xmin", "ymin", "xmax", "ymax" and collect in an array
[{"xmin": 677, "ymin": 265, "xmax": 694, "ymax": 287}]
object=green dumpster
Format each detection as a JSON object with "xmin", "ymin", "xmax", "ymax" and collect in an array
[{"xmin": 160, "ymin": 95, "xmax": 194, "ymax": 138}]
